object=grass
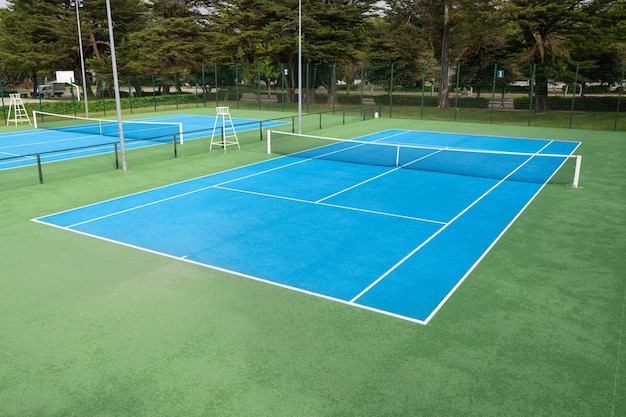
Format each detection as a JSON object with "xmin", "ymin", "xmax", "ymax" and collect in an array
[{"xmin": 0, "ymin": 109, "xmax": 625, "ymax": 416}]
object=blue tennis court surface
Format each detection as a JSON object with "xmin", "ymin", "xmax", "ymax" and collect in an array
[
  {"xmin": 0, "ymin": 114, "xmax": 285, "ymax": 170},
  {"xmin": 33, "ymin": 129, "xmax": 580, "ymax": 324}
]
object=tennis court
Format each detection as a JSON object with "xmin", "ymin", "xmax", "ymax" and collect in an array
[
  {"xmin": 4, "ymin": 111, "xmax": 625, "ymax": 416},
  {"xmin": 33, "ymin": 128, "xmax": 580, "ymax": 323},
  {"xmin": 0, "ymin": 113, "xmax": 285, "ymax": 170}
]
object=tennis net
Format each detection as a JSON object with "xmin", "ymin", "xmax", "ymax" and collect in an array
[
  {"xmin": 33, "ymin": 111, "xmax": 184, "ymax": 143},
  {"xmin": 266, "ymin": 130, "xmax": 581, "ymax": 187}
]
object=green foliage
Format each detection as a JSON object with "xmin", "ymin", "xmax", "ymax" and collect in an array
[
  {"xmin": 513, "ymin": 95, "xmax": 623, "ymax": 111},
  {"xmin": 456, "ymin": 34, "xmax": 515, "ymax": 95},
  {"xmin": 120, "ymin": 18, "xmax": 212, "ymax": 77},
  {"xmin": 364, "ymin": 18, "xmax": 437, "ymax": 89},
  {"xmin": 15, "ymin": 93, "xmax": 245, "ymax": 116},
  {"xmin": 0, "ymin": 0, "xmax": 624, "ymax": 114}
]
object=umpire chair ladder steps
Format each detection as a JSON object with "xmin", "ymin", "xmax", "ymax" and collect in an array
[{"xmin": 6, "ymin": 94, "xmax": 31, "ymax": 126}]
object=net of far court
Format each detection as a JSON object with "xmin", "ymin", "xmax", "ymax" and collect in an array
[{"xmin": 34, "ymin": 129, "xmax": 581, "ymax": 324}]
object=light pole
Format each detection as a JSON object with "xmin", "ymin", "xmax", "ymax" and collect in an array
[
  {"xmin": 70, "ymin": 0, "xmax": 89, "ymax": 117},
  {"xmin": 298, "ymin": 0, "xmax": 302, "ymax": 134},
  {"xmin": 106, "ymin": 0, "xmax": 127, "ymax": 171}
]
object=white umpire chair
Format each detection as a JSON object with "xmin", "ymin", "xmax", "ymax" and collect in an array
[{"xmin": 210, "ymin": 106, "xmax": 240, "ymax": 152}]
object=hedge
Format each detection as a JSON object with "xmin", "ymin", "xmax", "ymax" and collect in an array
[
  {"xmin": 513, "ymin": 96, "xmax": 623, "ymax": 111},
  {"xmin": 4, "ymin": 93, "xmax": 242, "ymax": 118}
]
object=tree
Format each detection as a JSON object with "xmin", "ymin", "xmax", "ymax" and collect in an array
[
  {"xmin": 384, "ymin": 0, "xmax": 492, "ymax": 108},
  {"xmin": 0, "ymin": 0, "xmax": 75, "ymax": 94},
  {"xmin": 365, "ymin": 17, "xmax": 437, "ymax": 90},
  {"xmin": 117, "ymin": 17, "xmax": 211, "ymax": 95},
  {"xmin": 0, "ymin": 0, "xmax": 152, "ymax": 98},
  {"xmin": 82, "ymin": 0, "xmax": 151, "ymax": 97},
  {"xmin": 565, "ymin": 1, "xmax": 626, "ymax": 93},
  {"xmin": 209, "ymin": 0, "xmax": 377, "ymax": 104},
  {"xmin": 500, "ymin": 0, "xmax": 621, "ymax": 112},
  {"xmin": 456, "ymin": 33, "xmax": 514, "ymax": 99}
]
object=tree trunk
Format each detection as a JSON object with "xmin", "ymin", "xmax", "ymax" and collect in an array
[
  {"xmin": 534, "ymin": 65, "xmax": 549, "ymax": 113},
  {"xmin": 437, "ymin": 1, "xmax": 451, "ymax": 109}
]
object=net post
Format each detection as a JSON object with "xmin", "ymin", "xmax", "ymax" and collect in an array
[
  {"xmin": 37, "ymin": 154, "xmax": 44, "ymax": 184},
  {"xmin": 572, "ymin": 155, "xmax": 582, "ymax": 188},
  {"xmin": 173, "ymin": 134, "xmax": 178, "ymax": 158},
  {"xmin": 259, "ymin": 120, "xmax": 264, "ymax": 141},
  {"xmin": 267, "ymin": 130, "xmax": 272, "ymax": 154},
  {"xmin": 114, "ymin": 142, "xmax": 119, "ymax": 169}
]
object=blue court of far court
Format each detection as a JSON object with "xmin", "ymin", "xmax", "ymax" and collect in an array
[
  {"xmin": 33, "ymin": 129, "xmax": 581, "ymax": 324},
  {"xmin": 0, "ymin": 114, "xmax": 285, "ymax": 170}
]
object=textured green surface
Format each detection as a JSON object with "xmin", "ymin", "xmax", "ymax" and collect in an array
[{"xmin": 1, "ymin": 110, "xmax": 624, "ymax": 416}]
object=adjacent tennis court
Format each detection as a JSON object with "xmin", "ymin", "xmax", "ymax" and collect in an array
[
  {"xmin": 33, "ymin": 129, "xmax": 580, "ymax": 323},
  {"xmin": 0, "ymin": 112, "xmax": 285, "ymax": 170}
]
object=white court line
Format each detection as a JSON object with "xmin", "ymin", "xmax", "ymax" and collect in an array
[
  {"xmin": 349, "ymin": 140, "xmax": 555, "ymax": 306},
  {"xmin": 60, "ymin": 155, "xmax": 319, "ymax": 228},
  {"xmin": 0, "ymin": 133, "xmax": 109, "ymax": 150},
  {"xmin": 32, "ymin": 131, "xmax": 577, "ymax": 324},
  {"xmin": 215, "ymin": 185, "xmax": 446, "ymax": 225},
  {"xmin": 0, "ymin": 151, "xmax": 28, "ymax": 158},
  {"xmin": 316, "ymin": 148, "xmax": 448, "ymax": 204},
  {"xmin": 50, "ymin": 131, "xmax": 411, "ymax": 228},
  {"xmin": 30, "ymin": 217, "xmax": 431, "ymax": 325}
]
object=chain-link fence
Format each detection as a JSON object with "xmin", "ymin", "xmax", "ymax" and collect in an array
[{"xmin": 2, "ymin": 62, "xmax": 624, "ymax": 131}]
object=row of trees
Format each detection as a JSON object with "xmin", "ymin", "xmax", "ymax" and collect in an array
[{"xmin": 0, "ymin": 0, "xmax": 624, "ymax": 112}]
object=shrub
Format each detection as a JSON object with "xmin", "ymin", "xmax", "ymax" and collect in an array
[{"xmin": 513, "ymin": 96, "xmax": 622, "ymax": 111}]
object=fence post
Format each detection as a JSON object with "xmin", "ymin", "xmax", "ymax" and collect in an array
[
  {"xmin": 490, "ymin": 63, "xmax": 498, "ymax": 124},
  {"xmin": 100, "ymin": 78, "xmax": 107, "ymax": 116},
  {"xmin": 127, "ymin": 77, "xmax": 133, "ymax": 114},
  {"xmin": 280, "ymin": 63, "xmax": 289, "ymax": 111},
  {"xmin": 256, "ymin": 62, "xmax": 261, "ymax": 110},
  {"xmin": 389, "ymin": 63, "xmax": 394, "ymax": 118},
  {"xmin": 0, "ymin": 79, "xmax": 6, "ymax": 123},
  {"xmin": 527, "ymin": 64, "xmax": 536, "ymax": 126},
  {"xmin": 360, "ymin": 64, "xmax": 365, "ymax": 117},
  {"xmin": 151, "ymin": 75, "xmax": 157, "ymax": 112},
  {"xmin": 70, "ymin": 85, "xmax": 77, "ymax": 116},
  {"xmin": 306, "ymin": 63, "xmax": 310, "ymax": 113},
  {"xmin": 332, "ymin": 63, "xmax": 337, "ymax": 112},
  {"xmin": 453, "ymin": 63, "xmax": 461, "ymax": 121},
  {"xmin": 201, "ymin": 64, "xmax": 206, "ymax": 107},
  {"xmin": 281, "ymin": 63, "xmax": 285, "ymax": 112},
  {"xmin": 235, "ymin": 64, "xmax": 240, "ymax": 110},
  {"xmin": 569, "ymin": 64, "xmax": 580, "ymax": 128},
  {"xmin": 420, "ymin": 65, "xmax": 427, "ymax": 120},
  {"xmin": 175, "ymin": 74, "xmax": 179, "ymax": 110},
  {"xmin": 35, "ymin": 77, "xmax": 43, "ymax": 113},
  {"xmin": 614, "ymin": 63, "xmax": 624, "ymax": 131},
  {"xmin": 214, "ymin": 63, "xmax": 219, "ymax": 106}
]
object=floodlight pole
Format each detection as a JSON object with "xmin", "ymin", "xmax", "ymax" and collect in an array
[
  {"xmin": 298, "ymin": 0, "xmax": 302, "ymax": 134},
  {"xmin": 106, "ymin": 0, "xmax": 127, "ymax": 171},
  {"xmin": 71, "ymin": 0, "xmax": 89, "ymax": 117}
]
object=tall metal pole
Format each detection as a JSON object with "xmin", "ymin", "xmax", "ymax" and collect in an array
[
  {"xmin": 72, "ymin": 0, "xmax": 89, "ymax": 117},
  {"xmin": 106, "ymin": 0, "xmax": 127, "ymax": 171},
  {"xmin": 298, "ymin": 0, "xmax": 302, "ymax": 134}
]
